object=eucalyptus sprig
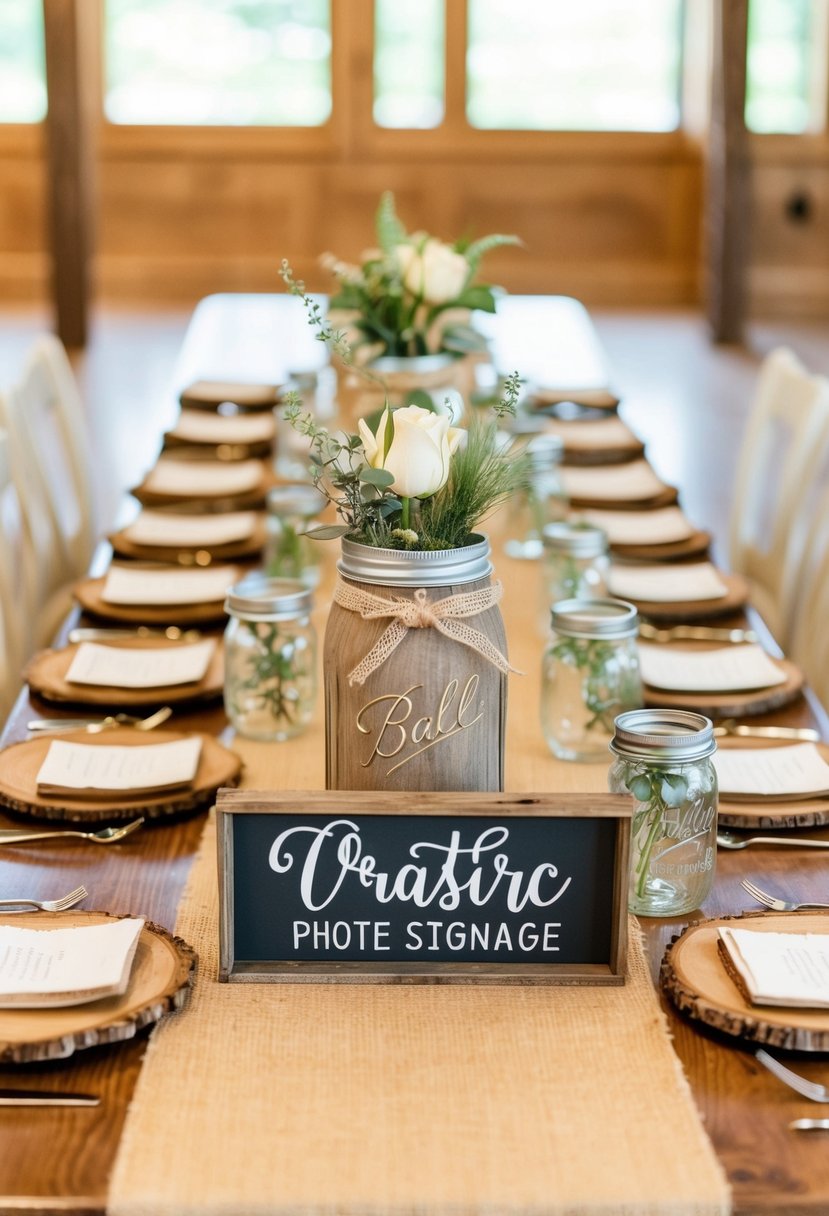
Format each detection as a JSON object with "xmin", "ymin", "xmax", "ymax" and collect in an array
[{"xmin": 624, "ymin": 765, "xmax": 690, "ymax": 902}]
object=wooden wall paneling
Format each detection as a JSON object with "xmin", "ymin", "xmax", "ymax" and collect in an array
[
  {"xmin": 706, "ymin": 0, "xmax": 749, "ymax": 343},
  {"xmin": 42, "ymin": 0, "xmax": 98, "ymax": 347}
]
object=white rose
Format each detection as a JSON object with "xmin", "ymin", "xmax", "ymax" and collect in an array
[
  {"xmin": 358, "ymin": 404, "xmax": 464, "ymax": 499},
  {"xmin": 395, "ymin": 239, "xmax": 469, "ymax": 306}
]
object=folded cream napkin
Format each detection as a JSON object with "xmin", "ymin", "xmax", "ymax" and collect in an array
[
  {"xmin": 66, "ymin": 640, "xmax": 216, "ymax": 689},
  {"xmin": 638, "ymin": 642, "xmax": 786, "ymax": 692},
  {"xmin": 561, "ymin": 460, "xmax": 669, "ymax": 502},
  {"xmin": 579, "ymin": 507, "xmax": 694, "ymax": 546},
  {"xmin": 169, "ymin": 410, "xmax": 276, "ymax": 445},
  {"xmin": 142, "ymin": 458, "xmax": 264, "ymax": 497},
  {"xmin": 0, "ymin": 918, "xmax": 145, "ymax": 1008},
  {"xmin": 123, "ymin": 510, "xmax": 259, "ymax": 548},
  {"xmin": 714, "ymin": 742, "xmax": 829, "ymax": 799},
  {"xmin": 101, "ymin": 564, "xmax": 238, "ymax": 606},
  {"xmin": 608, "ymin": 562, "xmax": 727, "ymax": 603},
  {"xmin": 36, "ymin": 736, "xmax": 203, "ymax": 798},
  {"xmin": 718, "ymin": 926, "xmax": 829, "ymax": 1008},
  {"xmin": 542, "ymin": 416, "xmax": 638, "ymax": 450}
]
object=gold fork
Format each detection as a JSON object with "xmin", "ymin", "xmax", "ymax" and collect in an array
[{"xmin": 0, "ymin": 819, "xmax": 144, "ymax": 846}]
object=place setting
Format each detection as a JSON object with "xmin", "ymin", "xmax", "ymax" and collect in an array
[
  {"xmin": 714, "ymin": 736, "xmax": 829, "ymax": 829},
  {"xmin": 559, "ymin": 458, "xmax": 679, "ymax": 509},
  {"xmin": 536, "ymin": 412, "xmax": 645, "ymax": 465},
  {"xmin": 608, "ymin": 558, "xmax": 750, "ymax": 619},
  {"xmin": 178, "ymin": 378, "xmax": 283, "ymax": 412},
  {"xmin": 163, "ymin": 408, "xmax": 277, "ymax": 458},
  {"xmin": 23, "ymin": 634, "xmax": 224, "ymax": 710},
  {"xmin": 109, "ymin": 507, "xmax": 267, "ymax": 565},
  {"xmin": 131, "ymin": 454, "xmax": 277, "ymax": 510},
  {"xmin": 637, "ymin": 637, "xmax": 805, "ymax": 717},
  {"xmin": 577, "ymin": 505, "xmax": 711, "ymax": 561},
  {"xmin": 74, "ymin": 561, "xmax": 243, "ymax": 627}
]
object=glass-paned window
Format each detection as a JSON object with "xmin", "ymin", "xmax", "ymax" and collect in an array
[
  {"xmin": 746, "ymin": 0, "xmax": 820, "ymax": 133},
  {"xmin": 104, "ymin": 0, "xmax": 331, "ymax": 125},
  {"xmin": 466, "ymin": 0, "xmax": 682, "ymax": 131},
  {"xmin": 0, "ymin": 0, "xmax": 46, "ymax": 122},
  {"xmin": 374, "ymin": 0, "xmax": 444, "ymax": 128}
]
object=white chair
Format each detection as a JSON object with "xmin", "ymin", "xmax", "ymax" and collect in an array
[
  {"xmin": 0, "ymin": 426, "xmax": 30, "ymax": 720},
  {"xmin": 790, "ymin": 482, "xmax": 829, "ymax": 713},
  {"xmin": 729, "ymin": 347, "xmax": 829, "ymax": 647},
  {"xmin": 0, "ymin": 335, "xmax": 97, "ymax": 651}
]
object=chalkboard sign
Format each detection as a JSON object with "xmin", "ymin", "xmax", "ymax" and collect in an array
[{"xmin": 217, "ymin": 790, "xmax": 631, "ymax": 985}]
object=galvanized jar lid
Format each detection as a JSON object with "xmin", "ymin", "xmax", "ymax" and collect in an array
[
  {"xmin": 610, "ymin": 709, "xmax": 716, "ymax": 763},
  {"xmin": 225, "ymin": 573, "xmax": 313, "ymax": 620},
  {"xmin": 266, "ymin": 484, "xmax": 326, "ymax": 518},
  {"xmin": 543, "ymin": 521, "xmax": 608, "ymax": 559},
  {"xmin": 339, "ymin": 534, "xmax": 492, "ymax": 586},
  {"xmin": 551, "ymin": 597, "xmax": 638, "ymax": 639}
]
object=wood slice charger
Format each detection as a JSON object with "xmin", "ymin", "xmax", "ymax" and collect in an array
[
  {"xmin": 109, "ymin": 514, "xmax": 267, "ymax": 565},
  {"xmin": 73, "ymin": 574, "xmax": 234, "ymax": 627},
  {"xmin": 611, "ymin": 530, "xmax": 711, "ymax": 562},
  {"xmin": 567, "ymin": 486, "xmax": 679, "ymax": 511},
  {"xmin": 179, "ymin": 379, "xmax": 282, "ymax": 412},
  {"xmin": 643, "ymin": 654, "xmax": 805, "ymax": 718},
  {"xmin": 0, "ymin": 910, "xmax": 196, "ymax": 1064},
  {"xmin": 661, "ymin": 910, "xmax": 829, "ymax": 1052},
  {"xmin": 717, "ymin": 735, "xmax": 829, "ymax": 830},
  {"xmin": 130, "ymin": 463, "xmax": 277, "ymax": 512},
  {"xmin": 0, "ymin": 727, "xmax": 241, "ymax": 822},
  {"xmin": 624, "ymin": 572, "xmax": 749, "ymax": 622},
  {"xmin": 23, "ymin": 637, "xmax": 225, "ymax": 709}
]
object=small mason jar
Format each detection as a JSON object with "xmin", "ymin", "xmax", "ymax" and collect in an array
[
  {"xmin": 541, "ymin": 598, "xmax": 642, "ymax": 762},
  {"xmin": 265, "ymin": 484, "xmax": 326, "ymax": 588},
  {"xmin": 505, "ymin": 434, "xmax": 568, "ymax": 559},
  {"xmin": 224, "ymin": 574, "xmax": 317, "ymax": 742},
  {"xmin": 539, "ymin": 521, "xmax": 609, "ymax": 633},
  {"xmin": 609, "ymin": 709, "xmax": 718, "ymax": 918}
]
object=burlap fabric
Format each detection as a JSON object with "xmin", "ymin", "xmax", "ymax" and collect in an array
[{"xmin": 109, "ymin": 541, "xmax": 730, "ymax": 1216}]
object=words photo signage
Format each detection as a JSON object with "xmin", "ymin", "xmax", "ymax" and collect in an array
[{"xmin": 217, "ymin": 790, "xmax": 631, "ymax": 985}]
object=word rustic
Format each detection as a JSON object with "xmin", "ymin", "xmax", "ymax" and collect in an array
[{"xmin": 217, "ymin": 790, "xmax": 631, "ymax": 985}]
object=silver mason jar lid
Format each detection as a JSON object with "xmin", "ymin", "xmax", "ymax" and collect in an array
[
  {"xmin": 225, "ymin": 573, "xmax": 313, "ymax": 619},
  {"xmin": 543, "ymin": 521, "xmax": 608, "ymax": 559},
  {"xmin": 338, "ymin": 534, "xmax": 492, "ymax": 586},
  {"xmin": 370, "ymin": 352, "xmax": 457, "ymax": 375},
  {"xmin": 610, "ymin": 709, "xmax": 717, "ymax": 763},
  {"xmin": 551, "ymin": 597, "xmax": 638, "ymax": 639},
  {"xmin": 266, "ymin": 484, "xmax": 326, "ymax": 518}
]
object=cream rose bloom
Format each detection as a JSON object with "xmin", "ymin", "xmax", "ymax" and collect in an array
[
  {"xmin": 358, "ymin": 404, "xmax": 464, "ymax": 499},
  {"xmin": 395, "ymin": 239, "xmax": 469, "ymax": 306}
]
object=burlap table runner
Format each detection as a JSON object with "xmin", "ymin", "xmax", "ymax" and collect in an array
[{"xmin": 109, "ymin": 541, "xmax": 730, "ymax": 1216}]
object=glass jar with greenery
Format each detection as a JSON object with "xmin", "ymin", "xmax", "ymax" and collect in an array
[
  {"xmin": 539, "ymin": 520, "xmax": 609, "ymax": 633},
  {"xmin": 541, "ymin": 597, "xmax": 642, "ymax": 762},
  {"xmin": 609, "ymin": 709, "xmax": 718, "ymax": 917},
  {"xmin": 265, "ymin": 484, "xmax": 327, "ymax": 588},
  {"xmin": 224, "ymin": 575, "xmax": 317, "ymax": 742},
  {"xmin": 504, "ymin": 434, "xmax": 568, "ymax": 559}
]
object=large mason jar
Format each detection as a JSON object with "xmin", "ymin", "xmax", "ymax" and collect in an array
[
  {"xmin": 541, "ymin": 597, "xmax": 642, "ymax": 762},
  {"xmin": 223, "ymin": 574, "xmax": 317, "ymax": 742},
  {"xmin": 609, "ymin": 709, "xmax": 718, "ymax": 917},
  {"xmin": 539, "ymin": 520, "xmax": 609, "ymax": 632}
]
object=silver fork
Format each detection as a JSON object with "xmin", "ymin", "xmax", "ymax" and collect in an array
[
  {"xmin": 740, "ymin": 878, "xmax": 829, "ymax": 912},
  {"xmin": 756, "ymin": 1049, "xmax": 829, "ymax": 1102},
  {"xmin": 0, "ymin": 886, "xmax": 88, "ymax": 913}
]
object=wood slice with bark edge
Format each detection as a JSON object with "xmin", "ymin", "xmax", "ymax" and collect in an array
[
  {"xmin": 660, "ymin": 910, "xmax": 829, "ymax": 1052},
  {"xmin": 73, "ymin": 572, "xmax": 241, "ymax": 628},
  {"xmin": 717, "ymin": 736, "xmax": 829, "ymax": 829},
  {"xmin": 109, "ymin": 514, "xmax": 266, "ymax": 565},
  {"xmin": 611, "ymin": 530, "xmax": 712, "ymax": 561},
  {"xmin": 179, "ymin": 379, "xmax": 282, "ymax": 411},
  {"xmin": 0, "ymin": 911, "xmax": 197, "ymax": 1065},
  {"xmin": 163, "ymin": 433, "xmax": 273, "ymax": 460},
  {"xmin": 23, "ymin": 638, "xmax": 225, "ymax": 709},
  {"xmin": 527, "ymin": 389, "xmax": 621, "ymax": 411},
  {"xmin": 567, "ymin": 486, "xmax": 679, "ymax": 511},
  {"xmin": 617, "ymin": 571, "xmax": 749, "ymax": 621},
  {"xmin": 130, "ymin": 464, "xmax": 277, "ymax": 512},
  {"xmin": 0, "ymin": 727, "xmax": 242, "ymax": 822},
  {"xmin": 643, "ymin": 656, "xmax": 805, "ymax": 717}
]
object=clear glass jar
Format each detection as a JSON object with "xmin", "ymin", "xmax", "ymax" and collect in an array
[
  {"xmin": 505, "ymin": 434, "xmax": 568, "ymax": 559},
  {"xmin": 541, "ymin": 598, "xmax": 642, "ymax": 762},
  {"xmin": 539, "ymin": 521, "xmax": 609, "ymax": 633},
  {"xmin": 224, "ymin": 574, "xmax": 317, "ymax": 742},
  {"xmin": 265, "ymin": 484, "xmax": 326, "ymax": 588},
  {"xmin": 609, "ymin": 709, "xmax": 718, "ymax": 918}
]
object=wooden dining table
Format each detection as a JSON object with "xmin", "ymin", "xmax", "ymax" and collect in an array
[{"xmin": 1, "ymin": 294, "xmax": 828, "ymax": 1215}]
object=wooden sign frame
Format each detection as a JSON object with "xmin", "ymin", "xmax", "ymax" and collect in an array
[{"xmin": 216, "ymin": 790, "xmax": 631, "ymax": 986}]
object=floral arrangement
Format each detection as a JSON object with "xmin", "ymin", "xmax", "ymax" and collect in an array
[{"xmin": 316, "ymin": 191, "xmax": 520, "ymax": 363}]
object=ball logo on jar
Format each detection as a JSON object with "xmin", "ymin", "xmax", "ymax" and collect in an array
[{"xmin": 355, "ymin": 674, "xmax": 484, "ymax": 776}]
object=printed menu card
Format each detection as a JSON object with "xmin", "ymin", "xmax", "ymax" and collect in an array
[
  {"xmin": 0, "ymin": 917, "xmax": 145, "ymax": 1008},
  {"xmin": 579, "ymin": 507, "xmax": 695, "ymax": 546},
  {"xmin": 102, "ymin": 565, "xmax": 238, "ymax": 606},
  {"xmin": 560, "ymin": 460, "xmax": 669, "ymax": 502},
  {"xmin": 608, "ymin": 562, "xmax": 727, "ymax": 603},
  {"xmin": 718, "ymin": 926, "xmax": 829, "ymax": 1008},
  {"xmin": 170, "ymin": 410, "xmax": 276, "ymax": 445},
  {"xmin": 36, "ymin": 737, "xmax": 203, "ymax": 797},
  {"xmin": 638, "ymin": 643, "xmax": 786, "ymax": 692},
  {"xmin": 142, "ymin": 458, "xmax": 264, "ymax": 497},
  {"xmin": 66, "ymin": 640, "xmax": 216, "ymax": 689},
  {"xmin": 123, "ymin": 510, "xmax": 259, "ymax": 548},
  {"xmin": 714, "ymin": 743, "xmax": 829, "ymax": 800}
]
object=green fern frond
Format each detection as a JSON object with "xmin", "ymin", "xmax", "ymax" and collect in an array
[
  {"xmin": 375, "ymin": 191, "xmax": 408, "ymax": 255},
  {"xmin": 464, "ymin": 233, "xmax": 522, "ymax": 273}
]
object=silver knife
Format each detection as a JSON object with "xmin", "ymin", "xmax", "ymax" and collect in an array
[
  {"xmin": 790, "ymin": 1119, "xmax": 829, "ymax": 1131},
  {"xmin": 0, "ymin": 1089, "xmax": 100, "ymax": 1107}
]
